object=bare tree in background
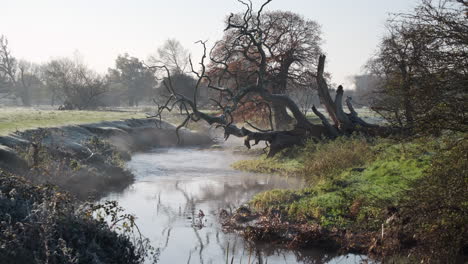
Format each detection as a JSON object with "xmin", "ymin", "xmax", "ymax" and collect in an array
[
  {"xmin": 150, "ymin": 39, "xmax": 189, "ymax": 75},
  {"xmin": 0, "ymin": 35, "xmax": 34, "ymax": 106},
  {"xmin": 288, "ymin": 83, "xmax": 318, "ymax": 117},
  {"xmin": 0, "ymin": 41, "xmax": 13, "ymax": 96},
  {"xmin": 150, "ymin": 39, "xmax": 206, "ymax": 104},
  {"xmin": 17, "ymin": 60, "xmax": 45, "ymax": 105},
  {"xmin": 43, "ymin": 58, "xmax": 107, "ymax": 110}
]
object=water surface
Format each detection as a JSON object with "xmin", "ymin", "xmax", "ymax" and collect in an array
[{"xmin": 103, "ymin": 147, "xmax": 373, "ymax": 264}]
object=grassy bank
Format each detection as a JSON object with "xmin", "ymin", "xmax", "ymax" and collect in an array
[
  {"xmin": 232, "ymin": 134, "xmax": 467, "ymax": 262},
  {"xmin": 0, "ymin": 107, "xmax": 146, "ymax": 135},
  {"xmin": 0, "ymin": 107, "xmax": 218, "ymax": 135}
]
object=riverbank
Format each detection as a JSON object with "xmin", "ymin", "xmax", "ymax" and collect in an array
[
  {"xmin": 227, "ymin": 134, "xmax": 467, "ymax": 263},
  {"xmin": 0, "ymin": 117, "xmax": 212, "ymax": 199},
  {"xmin": 0, "ymin": 116, "xmax": 213, "ymax": 263},
  {"xmin": 0, "ymin": 172, "xmax": 149, "ymax": 264}
]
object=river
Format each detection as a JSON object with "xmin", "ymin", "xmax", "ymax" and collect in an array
[{"xmin": 102, "ymin": 147, "xmax": 373, "ymax": 264}]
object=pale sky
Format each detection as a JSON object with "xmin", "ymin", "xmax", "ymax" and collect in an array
[{"xmin": 1, "ymin": 0, "xmax": 418, "ymax": 88}]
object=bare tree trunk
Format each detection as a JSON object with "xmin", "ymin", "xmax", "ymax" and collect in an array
[
  {"xmin": 18, "ymin": 68, "xmax": 31, "ymax": 106},
  {"xmin": 316, "ymin": 55, "xmax": 339, "ymax": 126},
  {"xmin": 403, "ymin": 91, "xmax": 414, "ymax": 127},
  {"xmin": 19, "ymin": 89, "xmax": 31, "ymax": 106},
  {"xmin": 18, "ymin": 85, "xmax": 31, "ymax": 106},
  {"xmin": 270, "ymin": 65, "xmax": 295, "ymax": 130},
  {"xmin": 271, "ymin": 102, "xmax": 293, "ymax": 130},
  {"xmin": 400, "ymin": 63, "xmax": 414, "ymax": 128}
]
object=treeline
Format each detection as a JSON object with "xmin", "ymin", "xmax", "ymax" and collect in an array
[
  {"xmin": 0, "ymin": 29, "xmax": 377, "ymax": 113},
  {"xmin": 0, "ymin": 38, "xmax": 206, "ymax": 109}
]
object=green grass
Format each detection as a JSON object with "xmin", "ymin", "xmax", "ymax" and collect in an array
[
  {"xmin": 244, "ymin": 136, "xmax": 441, "ymax": 230},
  {"xmin": 232, "ymin": 137, "xmax": 374, "ymax": 179},
  {"xmin": 232, "ymin": 154, "xmax": 304, "ymax": 175},
  {"xmin": 0, "ymin": 107, "xmax": 146, "ymax": 135}
]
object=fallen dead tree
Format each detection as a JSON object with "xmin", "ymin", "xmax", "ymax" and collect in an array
[{"xmin": 150, "ymin": 0, "xmax": 388, "ymax": 156}]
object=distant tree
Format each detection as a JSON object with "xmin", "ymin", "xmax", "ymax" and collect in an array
[
  {"xmin": 43, "ymin": 58, "xmax": 107, "ymax": 110},
  {"xmin": 155, "ymin": 72, "xmax": 199, "ymax": 102},
  {"xmin": 109, "ymin": 54, "xmax": 155, "ymax": 106},
  {"xmin": 350, "ymin": 75, "xmax": 381, "ymax": 106},
  {"xmin": 367, "ymin": 0, "xmax": 467, "ymax": 134},
  {"xmin": 102, "ymin": 78, "xmax": 127, "ymax": 106},
  {"xmin": 0, "ymin": 35, "xmax": 36, "ymax": 106},
  {"xmin": 150, "ymin": 39, "xmax": 189, "ymax": 75},
  {"xmin": 0, "ymin": 73, "xmax": 9, "ymax": 94},
  {"xmin": 288, "ymin": 82, "xmax": 320, "ymax": 117},
  {"xmin": 17, "ymin": 60, "xmax": 47, "ymax": 105}
]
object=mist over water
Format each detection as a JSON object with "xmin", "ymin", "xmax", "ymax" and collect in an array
[{"xmin": 102, "ymin": 147, "xmax": 373, "ymax": 264}]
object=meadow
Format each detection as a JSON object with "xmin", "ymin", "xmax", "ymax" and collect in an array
[{"xmin": 0, "ymin": 107, "xmax": 147, "ymax": 135}]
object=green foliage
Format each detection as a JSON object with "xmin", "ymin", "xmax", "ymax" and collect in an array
[
  {"xmin": 109, "ymin": 54, "xmax": 155, "ymax": 106},
  {"xmin": 86, "ymin": 136, "xmax": 130, "ymax": 167}
]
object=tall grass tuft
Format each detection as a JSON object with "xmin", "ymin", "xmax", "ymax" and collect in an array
[{"xmin": 300, "ymin": 136, "xmax": 374, "ymax": 181}]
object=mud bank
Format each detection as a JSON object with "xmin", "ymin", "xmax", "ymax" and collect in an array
[
  {"xmin": 221, "ymin": 203, "xmax": 467, "ymax": 263},
  {"xmin": 221, "ymin": 209, "xmax": 374, "ymax": 254},
  {"xmin": 0, "ymin": 118, "xmax": 212, "ymax": 199}
]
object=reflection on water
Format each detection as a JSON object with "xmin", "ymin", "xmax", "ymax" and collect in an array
[{"xmin": 103, "ymin": 148, "xmax": 373, "ymax": 264}]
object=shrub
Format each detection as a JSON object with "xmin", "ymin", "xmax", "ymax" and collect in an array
[
  {"xmin": 0, "ymin": 172, "xmax": 149, "ymax": 264},
  {"xmin": 393, "ymin": 137, "xmax": 468, "ymax": 262},
  {"xmin": 15, "ymin": 132, "xmax": 134, "ymax": 200}
]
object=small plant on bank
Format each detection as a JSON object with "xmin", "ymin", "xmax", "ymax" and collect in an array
[{"xmin": 14, "ymin": 131, "xmax": 134, "ymax": 200}]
